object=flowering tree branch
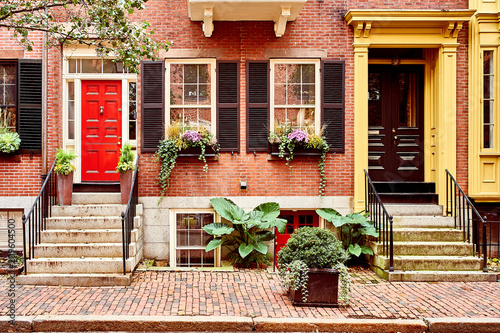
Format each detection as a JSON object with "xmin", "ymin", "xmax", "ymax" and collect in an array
[{"xmin": 0, "ymin": 0, "xmax": 168, "ymax": 72}]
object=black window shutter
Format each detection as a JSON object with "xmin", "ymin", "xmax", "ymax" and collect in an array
[
  {"xmin": 322, "ymin": 61, "xmax": 345, "ymax": 153},
  {"xmin": 18, "ymin": 59, "xmax": 42, "ymax": 152},
  {"xmin": 247, "ymin": 61, "xmax": 269, "ymax": 152},
  {"xmin": 141, "ymin": 60, "xmax": 165, "ymax": 153},
  {"xmin": 217, "ymin": 61, "xmax": 239, "ymax": 152}
]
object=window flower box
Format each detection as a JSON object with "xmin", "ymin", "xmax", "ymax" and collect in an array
[
  {"xmin": 178, "ymin": 146, "xmax": 218, "ymax": 158},
  {"xmin": 269, "ymin": 143, "xmax": 323, "ymax": 157}
]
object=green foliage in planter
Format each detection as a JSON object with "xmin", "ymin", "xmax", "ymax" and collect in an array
[
  {"xmin": 203, "ymin": 198, "xmax": 287, "ymax": 267},
  {"xmin": 156, "ymin": 122, "xmax": 219, "ymax": 201},
  {"xmin": 116, "ymin": 143, "xmax": 135, "ymax": 173},
  {"xmin": 0, "ymin": 131, "xmax": 20, "ymax": 153},
  {"xmin": 277, "ymin": 227, "xmax": 351, "ymax": 304},
  {"xmin": 54, "ymin": 148, "xmax": 77, "ymax": 175},
  {"xmin": 316, "ymin": 209, "xmax": 379, "ymax": 257},
  {"xmin": 269, "ymin": 123, "xmax": 329, "ymax": 196}
]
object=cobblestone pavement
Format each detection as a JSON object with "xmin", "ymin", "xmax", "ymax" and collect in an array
[{"xmin": 1, "ymin": 267, "xmax": 500, "ymax": 319}]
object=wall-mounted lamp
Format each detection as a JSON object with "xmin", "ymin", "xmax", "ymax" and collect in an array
[{"xmin": 240, "ymin": 181, "xmax": 247, "ymax": 190}]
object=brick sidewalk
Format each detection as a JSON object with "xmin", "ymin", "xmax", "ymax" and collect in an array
[{"xmin": 1, "ymin": 267, "xmax": 500, "ymax": 320}]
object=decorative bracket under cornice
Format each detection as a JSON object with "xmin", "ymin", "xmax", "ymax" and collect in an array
[
  {"xmin": 274, "ymin": 6, "xmax": 291, "ymax": 38},
  {"xmin": 188, "ymin": 0, "xmax": 307, "ymax": 38},
  {"xmin": 203, "ymin": 7, "xmax": 214, "ymax": 37}
]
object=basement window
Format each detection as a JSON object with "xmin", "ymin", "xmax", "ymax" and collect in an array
[{"xmin": 171, "ymin": 212, "xmax": 218, "ymax": 267}]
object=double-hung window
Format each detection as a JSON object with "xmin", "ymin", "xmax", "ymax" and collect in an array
[
  {"xmin": 166, "ymin": 59, "xmax": 216, "ymax": 132},
  {"xmin": 170, "ymin": 211, "xmax": 219, "ymax": 267},
  {"xmin": 0, "ymin": 60, "xmax": 42, "ymax": 152},
  {"xmin": 0, "ymin": 63, "xmax": 17, "ymax": 132},
  {"xmin": 271, "ymin": 59, "xmax": 321, "ymax": 134}
]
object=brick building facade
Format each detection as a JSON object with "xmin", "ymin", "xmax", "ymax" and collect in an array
[{"xmin": 2, "ymin": 0, "xmax": 498, "ymax": 270}]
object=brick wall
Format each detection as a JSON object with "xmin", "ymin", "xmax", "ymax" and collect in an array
[
  {"xmin": 135, "ymin": 0, "xmax": 469, "ymax": 198},
  {"xmin": 0, "ymin": 28, "xmax": 44, "ymax": 197}
]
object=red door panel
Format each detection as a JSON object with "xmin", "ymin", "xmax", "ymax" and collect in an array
[
  {"xmin": 275, "ymin": 211, "xmax": 319, "ymax": 266},
  {"xmin": 81, "ymin": 80, "xmax": 122, "ymax": 181}
]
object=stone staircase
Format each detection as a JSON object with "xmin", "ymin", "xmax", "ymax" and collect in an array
[
  {"xmin": 17, "ymin": 193, "xmax": 143, "ymax": 286},
  {"xmin": 368, "ymin": 204, "xmax": 497, "ymax": 282}
]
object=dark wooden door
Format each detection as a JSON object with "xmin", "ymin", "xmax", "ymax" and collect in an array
[
  {"xmin": 368, "ymin": 65, "xmax": 424, "ymax": 181},
  {"xmin": 81, "ymin": 80, "xmax": 122, "ymax": 181}
]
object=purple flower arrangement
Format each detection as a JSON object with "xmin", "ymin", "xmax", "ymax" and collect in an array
[
  {"xmin": 182, "ymin": 130, "xmax": 201, "ymax": 143},
  {"xmin": 288, "ymin": 129, "xmax": 308, "ymax": 143}
]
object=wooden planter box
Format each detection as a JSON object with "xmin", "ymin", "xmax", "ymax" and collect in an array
[
  {"xmin": 289, "ymin": 268, "xmax": 339, "ymax": 307},
  {"xmin": 269, "ymin": 143, "xmax": 322, "ymax": 157},
  {"xmin": 177, "ymin": 146, "xmax": 217, "ymax": 158}
]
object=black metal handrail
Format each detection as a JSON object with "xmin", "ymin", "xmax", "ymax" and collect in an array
[
  {"xmin": 22, "ymin": 158, "xmax": 57, "ymax": 274},
  {"xmin": 483, "ymin": 220, "xmax": 500, "ymax": 261},
  {"xmin": 121, "ymin": 155, "xmax": 140, "ymax": 275},
  {"xmin": 364, "ymin": 170, "xmax": 394, "ymax": 272},
  {"xmin": 445, "ymin": 169, "xmax": 488, "ymax": 272}
]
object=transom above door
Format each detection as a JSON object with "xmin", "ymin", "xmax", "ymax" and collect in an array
[
  {"xmin": 368, "ymin": 65, "xmax": 424, "ymax": 181},
  {"xmin": 81, "ymin": 80, "xmax": 122, "ymax": 181}
]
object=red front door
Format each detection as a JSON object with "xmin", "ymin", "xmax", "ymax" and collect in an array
[
  {"xmin": 81, "ymin": 80, "xmax": 122, "ymax": 181},
  {"xmin": 275, "ymin": 211, "xmax": 319, "ymax": 265}
]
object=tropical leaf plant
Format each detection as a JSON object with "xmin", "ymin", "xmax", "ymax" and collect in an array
[
  {"xmin": 316, "ymin": 208, "xmax": 379, "ymax": 257},
  {"xmin": 203, "ymin": 197, "xmax": 287, "ymax": 267}
]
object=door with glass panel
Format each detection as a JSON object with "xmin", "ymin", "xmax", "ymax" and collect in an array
[{"xmin": 368, "ymin": 65, "xmax": 424, "ymax": 181}]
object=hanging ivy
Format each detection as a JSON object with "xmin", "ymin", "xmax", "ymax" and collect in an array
[
  {"xmin": 156, "ymin": 122, "xmax": 219, "ymax": 202},
  {"xmin": 269, "ymin": 124, "xmax": 330, "ymax": 196}
]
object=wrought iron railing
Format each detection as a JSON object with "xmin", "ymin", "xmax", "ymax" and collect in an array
[
  {"xmin": 445, "ymin": 169, "xmax": 488, "ymax": 272},
  {"xmin": 364, "ymin": 170, "xmax": 394, "ymax": 272},
  {"xmin": 121, "ymin": 155, "xmax": 140, "ymax": 275},
  {"xmin": 483, "ymin": 221, "xmax": 500, "ymax": 261},
  {"xmin": 22, "ymin": 158, "xmax": 57, "ymax": 274}
]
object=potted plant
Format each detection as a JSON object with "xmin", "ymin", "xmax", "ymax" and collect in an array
[
  {"xmin": 277, "ymin": 227, "xmax": 351, "ymax": 307},
  {"xmin": 116, "ymin": 143, "xmax": 136, "ymax": 204},
  {"xmin": 156, "ymin": 122, "xmax": 219, "ymax": 202},
  {"xmin": 316, "ymin": 209, "xmax": 379, "ymax": 260},
  {"xmin": 0, "ymin": 131, "xmax": 21, "ymax": 155},
  {"xmin": 203, "ymin": 198, "xmax": 287, "ymax": 268},
  {"xmin": 269, "ymin": 122, "xmax": 329, "ymax": 196},
  {"xmin": 54, "ymin": 148, "xmax": 77, "ymax": 206}
]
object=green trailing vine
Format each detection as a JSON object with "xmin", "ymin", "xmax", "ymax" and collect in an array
[
  {"xmin": 269, "ymin": 124, "xmax": 329, "ymax": 196},
  {"xmin": 156, "ymin": 122, "xmax": 219, "ymax": 202}
]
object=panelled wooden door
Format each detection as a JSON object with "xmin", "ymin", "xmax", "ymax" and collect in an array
[
  {"xmin": 368, "ymin": 65, "xmax": 424, "ymax": 181},
  {"xmin": 275, "ymin": 211, "xmax": 319, "ymax": 265},
  {"xmin": 81, "ymin": 80, "xmax": 122, "ymax": 181}
]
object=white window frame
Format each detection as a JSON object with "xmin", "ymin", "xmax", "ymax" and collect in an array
[
  {"xmin": 270, "ymin": 59, "xmax": 321, "ymax": 134},
  {"xmin": 62, "ymin": 47, "xmax": 137, "ymax": 183},
  {"xmin": 165, "ymin": 59, "xmax": 217, "ymax": 135},
  {"xmin": 169, "ymin": 209, "xmax": 221, "ymax": 268}
]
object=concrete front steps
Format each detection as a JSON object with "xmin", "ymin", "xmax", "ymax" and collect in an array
[
  {"xmin": 369, "ymin": 204, "xmax": 497, "ymax": 282},
  {"xmin": 17, "ymin": 193, "xmax": 143, "ymax": 287}
]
